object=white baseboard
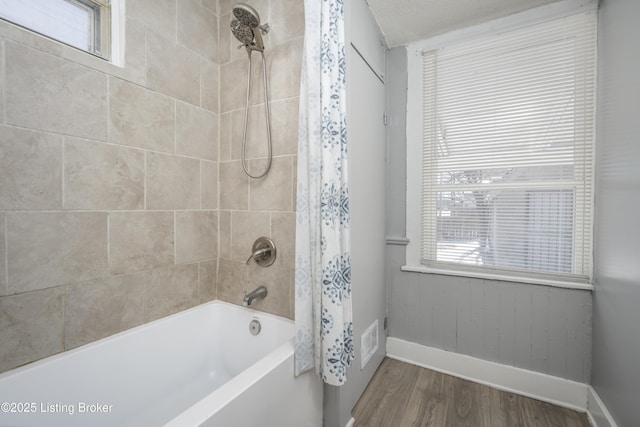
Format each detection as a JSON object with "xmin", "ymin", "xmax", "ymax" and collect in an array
[
  {"xmin": 344, "ymin": 417, "xmax": 355, "ymax": 427},
  {"xmin": 587, "ymin": 386, "xmax": 619, "ymax": 427},
  {"xmin": 386, "ymin": 337, "xmax": 588, "ymax": 412}
]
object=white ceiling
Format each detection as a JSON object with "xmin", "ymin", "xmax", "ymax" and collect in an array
[{"xmin": 367, "ymin": 0, "xmax": 564, "ymax": 47}]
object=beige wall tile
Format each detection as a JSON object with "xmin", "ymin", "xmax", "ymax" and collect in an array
[
  {"xmin": 271, "ymin": 97, "xmax": 300, "ymax": 156},
  {"xmin": 7, "ymin": 212, "xmax": 108, "ymax": 294},
  {"xmin": 176, "ymin": 211, "xmax": 218, "ymax": 263},
  {"xmin": 249, "ymin": 156, "xmax": 293, "ymax": 211},
  {"xmin": 201, "ymin": 161, "xmax": 218, "ymax": 209},
  {"xmin": 219, "ymin": 211, "xmax": 231, "ymax": 259},
  {"xmin": 199, "ymin": 259, "xmax": 217, "ymax": 303},
  {"xmin": 271, "ymin": 212, "xmax": 296, "ymax": 267},
  {"xmin": 218, "ymin": 0, "xmax": 236, "ymax": 16},
  {"xmin": 176, "ymin": 102, "xmax": 218, "ymax": 161},
  {"xmin": 269, "ymin": 0, "xmax": 305, "ymax": 46},
  {"xmin": 64, "ymin": 273, "xmax": 145, "ymax": 350},
  {"xmin": 248, "ymin": 54, "xmax": 267, "ymax": 105},
  {"xmin": 109, "ymin": 212, "xmax": 174, "ymax": 275},
  {"xmin": 219, "ymin": 161, "xmax": 249, "ymax": 210},
  {"xmin": 201, "ymin": 59, "xmax": 219, "ymax": 113},
  {"xmin": 292, "ymin": 155, "xmax": 298, "ymax": 209},
  {"xmin": 229, "ymin": 109, "xmax": 244, "ymax": 160},
  {"xmin": 178, "ymin": 0, "xmax": 218, "ymax": 62},
  {"xmin": 218, "ymin": 13, "xmax": 231, "ymax": 64},
  {"xmin": 109, "ymin": 78, "xmax": 175, "ymax": 153},
  {"xmin": 146, "ymin": 31, "xmax": 201, "ymax": 105},
  {"xmin": 217, "ymin": 258, "xmax": 245, "ymax": 305},
  {"xmin": 0, "ymin": 126, "xmax": 63, "ymax": 210},
  {"xmin": 0, "ymin": 41, "xmax": 3, "ymax": 121},
  {"xmin": 219, "ymin": 112, "xmax": 232, "ymax": 161},
  {"xmin": 143, "ymin": 263, "xmax": 199, "ymax": 322},
  {"xmin": 202, "ymin": 0, "xmax": 217, "ymax": 13},
  {"xmin": 266, "ymin": 37, "xmax": 303, "ymax": 102},
  {"xmin": 146, "ymin": 152, "xmax": 201, "ymax": 210},
  {"xmin": 0, "ymin": 288, "xmax": 64, "ymax": 373},
  {"xmin": 5, "ymin": 42, "xmax": 108, "ymax": 141},
  {"xmin": 0, "ymin": 214, "xmax": 5, "ymax": 293},
  {"xmin": 64, "ymin": 138, "xmax": 144, "ymax": 210},
  {"xmin": 230, "ymin": 211, "xmax": 271, "ymax": 261},
  {"xmin": 127, "ymin": 0, "xmax": 176, "ymax": 40},
  {"xmin": 61, "ymin": 18, "xmax": 147, "ymax": 86},
  {"xmin": 220, "ymin": 59, "xmax": 248, "ymax": 113},
  {"xmin": 231, "ymin": 104, "xmax": 269, "ymax": 160}
]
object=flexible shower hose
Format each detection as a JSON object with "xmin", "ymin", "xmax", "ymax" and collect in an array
[{"xmin": 241, "ymin": 49, "xmax": 273, "ymax": 179}]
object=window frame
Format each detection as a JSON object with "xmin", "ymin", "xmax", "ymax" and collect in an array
[
  {"xmin": 403, "ymin": 0, "xmax": 597, "ymax": 290},
  {"xmin": 0, "ymin": 0, "xmax": 120, "ymax": 63}
]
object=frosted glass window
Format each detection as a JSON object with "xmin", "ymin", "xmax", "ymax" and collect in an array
[
  {"xmin": 0, "ymin": 0, "xmax": 111, "ymax": 59},
  {"xmin": 420, "ymin": 11, "xmax": 597, "ymax": 284}
]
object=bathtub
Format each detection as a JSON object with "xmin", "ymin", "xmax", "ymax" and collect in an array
[{"xmin": 0, "ymin": 300, "xmax": 322, "ymax": 426}]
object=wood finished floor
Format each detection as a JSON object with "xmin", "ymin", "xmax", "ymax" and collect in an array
[{"xmin": 352, "ymin": 358, "xmax": 591, "ymax": 427}]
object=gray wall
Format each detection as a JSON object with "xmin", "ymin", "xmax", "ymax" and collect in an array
[
  {"xmin": 591, "ymin": 0, "xmax": 640, "ymax": 425},
  {"xmin": 385, "ymin": 46, "xmax": 593, "ymax": 384},
  {"xmin": 323, "ymin": 1, "xmax": 387, "ymax": 426}
]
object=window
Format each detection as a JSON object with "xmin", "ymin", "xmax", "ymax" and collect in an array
[
  {"xmin": 0, "ymin": 0, "xmax": 112, "ymax": 60},
  {"xmin": 406, "ymin": 8, "xmax": 597, "ymax": 287}
]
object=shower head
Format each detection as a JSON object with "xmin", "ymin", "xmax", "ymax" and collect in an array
[
  {"xmin": 231, "ymin": 19, "xmax": 254, "ymax": 45},
  {"xmin": 233, "ymin": 3, "xmax": 261, "ymax": 28},
  {"xmin": 230, "ymin": 3, "xmax": 269, "ymax": 52}
]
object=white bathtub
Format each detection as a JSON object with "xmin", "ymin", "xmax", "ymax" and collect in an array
[{"xmin": 0, "ymin": 301, "xmax": 322, "ymax": 426}]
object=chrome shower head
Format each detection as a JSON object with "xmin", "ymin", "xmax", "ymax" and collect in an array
[
  {"xmin": 230, "ymin": 3, "xmax": 269, "ymax": 52},
  {"xmin": 230, "ymin": 19, "xmax": 254, "ymax": 45},
  {"xmin": 233, "ymin": 3, "xmax": 260, "ymax": 28}
]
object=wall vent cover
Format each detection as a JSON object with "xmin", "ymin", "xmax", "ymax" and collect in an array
[{"xmin": 360, "ymin": 319, "xmax": 379, "ymax": 370}]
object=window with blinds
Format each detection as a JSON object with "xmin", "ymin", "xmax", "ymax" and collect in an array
[{"xmin": 420, "ymin": 11, "xmax": 596, "ymax": 284}]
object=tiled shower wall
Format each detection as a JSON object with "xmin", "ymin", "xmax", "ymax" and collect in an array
[
  {"xmin": 216, "ymin": 0, "xmax": 303, "ymax": 318},
  {"xmin": 0, "ymin": 1, "xmax": 221, "ymax": 373},
  {"xmin": 0, "ymin": 0, "xmax": 304, "ymax": 374}
]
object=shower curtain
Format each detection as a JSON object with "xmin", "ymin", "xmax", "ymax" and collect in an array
[{"xmin": 294, "ymin": 0, "xmax": 353, "ymax": 386}]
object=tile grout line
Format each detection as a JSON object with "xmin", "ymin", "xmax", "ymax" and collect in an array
[
  {"xmin": 61, "ymin": 285, "xmax": 67, "ymax": 351},
  {"xmin": 2, "ymin": 39, "xmax": 6, "ymax": 125},
  {"xmin": 4, "ymin": 214, "xmax": 8, "ymax": 295},
  {"xmin": 143, "ymin": 151, "xmax": 147, "ymax": 209},
  {"xmin": 106, "ymin": 209, "xmax": 111, "ymax": 277}
]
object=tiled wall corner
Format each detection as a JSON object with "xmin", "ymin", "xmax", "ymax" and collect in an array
[
  {"xmin": 217, "ymin": 0, "xmax": 303, "ymax": 319},
  {"xmin": 0, "ymin": 1, "xmax": 220, "ymax": 373},
  {"xmin": 0, "ymin": 0, "xmax": 304, "ymax": 373}
]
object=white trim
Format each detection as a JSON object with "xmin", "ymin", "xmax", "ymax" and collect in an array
[
  {"xmin": 400, "ymin": 265, "xmax": 594, "ymax": 291},
  {"xmin": 344, "ymin": 417, "xmax": 355, "ymax": 427},
  {"xmin": 587, "ymin": 386, "xmax": 619, "ymax": 427},
  {"xmin": 109, "ymin": 0, "xmax": 125, "ymax": 67},
  {"xmin": 405, "ymin": 43, "xmax": 423, "ymax": 267},
  {"xmin": 386, "ymin": 337, "xmax": 589, "ymax": 412}
]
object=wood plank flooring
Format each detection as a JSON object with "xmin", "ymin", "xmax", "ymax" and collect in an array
[{"xmin": 352, "ymin": 358, "xmax": 591, "ymax": 427}]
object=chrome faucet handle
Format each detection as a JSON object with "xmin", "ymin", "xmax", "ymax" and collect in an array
[{"xmin": 245, "ymin": 237, "xmax": 276, "ymax": 267}]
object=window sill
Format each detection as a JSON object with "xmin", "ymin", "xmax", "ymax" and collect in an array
[{"xmin": 400, "ymin": 264, "xmax": 594, "ymax": 291}]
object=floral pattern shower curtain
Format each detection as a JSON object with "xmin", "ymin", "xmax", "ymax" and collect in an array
[{"xmin": 294, "ymin": 0, "xmax": 353, "ymax": 386}]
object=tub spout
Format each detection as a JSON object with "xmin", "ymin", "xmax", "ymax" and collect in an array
[{"xmin": 243, "ymin": 286, "xmax": 267, "ymax": 307}]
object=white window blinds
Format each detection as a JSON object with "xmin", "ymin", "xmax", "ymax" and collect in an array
[{"xmin": 421, "ymin": 11, "xmax": 596, "ymax": 283}]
